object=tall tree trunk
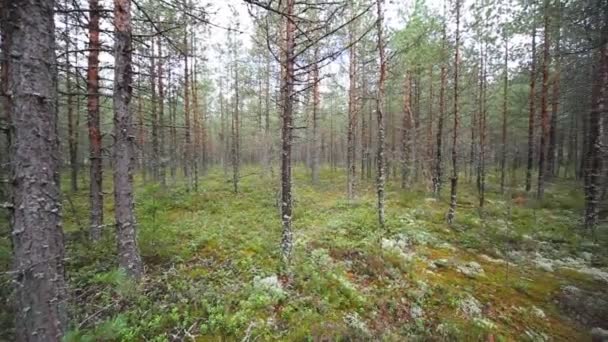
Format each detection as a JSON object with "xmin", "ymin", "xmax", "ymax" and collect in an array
[
  {"xmin": 150, "ymin": 39, "xmax": 159, "ymax": 183},
  {"xmin": 113, "ymin": 0, "xmax": 143, "ymax": 279},
  {"xmin": 479, "ymin": 46, "xmax": 487, "ymax": 210},
  {"xmin": 136, "ymin": 74, "xmax": 146, "ymax": 180},
  {"xmin": 191, "ymin": 46, "xmax": 200, "ymax": 191},
  {"xmin": 264, "ymin": 50, "xmax": 272, "ymax": 177},
  {"xmin": 347, "ymin": 11, "xmax": 358, "ymax": 200},
  {"xmin": 501, "ymin": 33, "xmax": 509, "ymax": 194},
  {"xmin": 64, "ymin": 8, "xmax": 79, "ymax": 193},
  {"xmin": 548, "ymin": 0, "xmax": 561, "ymax": 178},
  {"xmin": 311, "ymin": 48, "xmax": 321, "ymax": 185},
  {"xmin": 401, "ymin": 73, "xmax": 414, "ymax": 188},
  {"xmin": 427, "ymin": 65, "xmax": 434, "ymax": 181},
  {"xmin": 157, "ymin": 37, "xmax": 166, "ymax": 188},
  {"xmin": 470, "ymin": 64, "xmax": 478, "ymax": 185},
  {"xmin": 280, "ymin": 0, "xmax": 295, "ymax": 268},
  {"xmin": 232, "ymin": 41, "xmax": 241, "ymax": 194},
  {"xmin": 0, "ymin": 0, "xmax": 10, "ymax": 203},
  {"xmin": 526, "ymin": 13, "xmax": 537, "ymax": 192},
  {"xmin": 584, "ymin": 41, "xmax": 607, "ymax": 232},
  {"xmin": 376, "ymin": 0, "xmax": 387, "ymax": 228},
  {"xmin": 537, "ymin": 1, "xmax": 551, "ymax": 199},
  {"xmin": 447, "ymin": 0, "xmax": 461, "ymax": 225},
  {"xmin": 433, "ymin": 19, "xmax": 447, "ymax": 197},
  {"xmin": 7, "ymin": 0, "xmax": 68, "ymax": 338},
  {"xmin": 87, "ymin": 0, "xmax": 104, "ymax": 240},
  {"xmin": 183, "ymin": 34, "xmax": 192, "ymax": 190}
]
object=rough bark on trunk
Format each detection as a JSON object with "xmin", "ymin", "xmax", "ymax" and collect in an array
[
  {"xmin": 537, "ymin": 1, "xmax": 551, "ymax": 199},
  {"xmin": 401, "ymin": 73, "xmax": 414, "ymax": 189},
  {"xmin": 311, "ymin": 48, "xmax": 320, "ymax": 185},
  {"xmin": 0, "ymin": 0, "xmax": 10, "ymax": 204},
  {"xmin": 547, "ymin": 0, "xmax": 561, "ymax": 178},
  {"xmin": 584, "ymin": 42, "xmax": 607, "ymax": 232},
  {"xmin": 150, "ymin": 38, "xmax": 159, "ymax": 183},
  {"xmin": 347, "ymin": 12, "xmax": 358, "ymax": 200},
  {"xmin": 376, "ymin": 0, "xmax": 387, "ymax": 228},
  {"xmin": 280, "ymin": 0, "xmax": 295, "ymax": 268},
  {"xmin": 501, "ymin": 34, "xmax": 509, "ymax": 194},
  {"xmin": 7, "ymin": 0, "xmax": 68, "ymax": 338},
  {"xmin": 183, "ymin": 34, "xmax": 192, "ymax": 190},
  {"xmin": 113, "ymin": 0, "xmax": 143, "ymax": 279},
  {"xmin": 157, "ymin": 37, "xmax": 166, "ymax": 188},
  {"xmin": 191, "ymin": 49, "xmax": 200, "ymax": 191},
  {"xmin": 64, "ymin": 9, "xmax": 79, "ymax": 193},
  {"xmin": 433, "ymin": 21, "xmax": 447, "ymax": 197},
  {"xmin": 479, "ymin": 47, "xmax": 487, "ymax": 210},
  {"xmin": 526, "ymin": 14, "xmax": 537, "ymax": 192},
  {"xmin": 447, "ymin": 0, "xmax": 460, "ymax": 225},
  {"xmin": 87, "ymin": 0, "xmax": 104, "ymax": 240},
  {"xmin": 231, "ymin": 40, "xmax": 241, "ymax": 194}
]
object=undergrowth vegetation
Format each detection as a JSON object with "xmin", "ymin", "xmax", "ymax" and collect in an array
[{"xmin": 0, "ymin": 166, "xmax": 606, "ymax": 340}]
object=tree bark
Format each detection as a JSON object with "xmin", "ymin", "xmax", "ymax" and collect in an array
[
  {"xmin": 87, "ymin": 0, "xmax": 104, "ymax": 240},
  {"xmin": 401, "ymin": 73, "xmax": 414, "ymax": 188},
  {"xmin": 347, "ymin": 10, "xmax": 358, "ymax": 200},
  {"xmin": 447, "ymin": 0, "xmax": 461, "ymax": 225},
  {"xmin": 157, "ymin": 37, "xmax": 166, "ymax": 188},
  {"xmin": 537, "ymin": 0, "xmax": 551, "ymax": 199},
  {"xmin": 150, "ymin": 36, "xmax": 159, "ymax": 183},
  {"xmin": 526, "ymin": 12, "xmax": 537, "ymax": 192},
  {"xmin": 584, "ymin": 41, "xmax": 607, "ymax": 232},
  {"xmin": 433, "ymin": 20, "xmax": 447, "ymax": 197},
  {"xmin": 64, "ymin": 7, "xmax": 79, "ymax": 193},
  {"xmin": 547, "ymin": 0, "xmax": 561, "ymax": 178},
  {"xmin": 311, "ymin": 48, "xmax": 321, "ymax": 185},
  {"xmin": 501, "ymin": 33, "xmax": 509, "ymax": 194},
  {"xmin": 376, "ymin": 0, "xmax": 387, "ymax": 228},
  {"xmin": 7, "ymin": 0, "xmax": 68, "ymax": 338},
  {"xmin": 280, "ymin": 0, "xmax": 295, "ymax": 267},
  {"xmin": 113, "ymin": 0, "xmax": 143, "ymax": 279},
  {"xmin": 231, "ymin": 35, "xmax": 241, "ymax": 194}
]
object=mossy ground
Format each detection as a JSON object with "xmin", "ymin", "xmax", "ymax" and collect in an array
[{"xmin": 0, "ymin": 165, "xmax": 606, "ymax": 341}]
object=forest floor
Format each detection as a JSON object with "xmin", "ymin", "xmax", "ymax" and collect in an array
[{"xmin": 1, "ymin": 166, "xmax": 607, "ymax": 341}]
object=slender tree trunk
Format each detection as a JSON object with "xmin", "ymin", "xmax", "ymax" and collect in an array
[
  {"xmin": 191, "ymin": 48, "xmax": 200, "ymax": 191},
  {"xmin": 401, "ymin": 73, "xmax": 414, "ymax": 188},
  {"xmin": 87, "ymin": 0, "xmax": 104, "ymax": 240},
  {"xmin": 537, "ymin": 1, "xmax": 551, "ymax": 199},
  {"xmin": 183, "ymin": 35, "xmax": 192, "ymax": 190},
  {"xmin": 526, "ymin": 14, "xmax": 537, "ymax": 192},
  {"xmin": 470, "ymin": 64, "xmax": 478, "ymax": 185},
  {"xmin": 376, "ymin": 0, "xmax": 387, "ymax": 228},
  {"xmin": 150, "ymin": 39, "xmax": 159, "ymax": 183},
  {"xmin": 433, "ymin": 21, "xmax": 447, "ymax": 197},
  {"xmin": 361, "ymin": 76, "xmax": 368, "ymax": 180},
  {"xmin": 264, "ymin": 51, "xmax": 272, "ymax": 177},
  {"xmin": 232, "ymin": 41, "xmax": 241, "ymax": 194},
  {"xmin": 447, "ymin": 0, "xmax": 461, "ymax": 225},
  {"xmin": 479, "ymin": 46, "xmax": 487, "ymax": 210},
  {"xmin": 548, "ymin": 0, "xmax": 561, "ymax": 178},
  {"xmin": 157, "ymin": 37, "xmax": 166, "ymax": 188},
  {"xmin": 501, "ymin": 34, "xmax": 509, "ymax": 194},
  {"xmin": 113, "ymin": 0, "xmax": 143, "ymax": 279},
  {"xmin": 311, "ymin": 48, "xmax": 321, "ymax": 185},
  {"xmin": 64, "ymin": 9, "xmax": 79, "ymax": 193},
  {"xmin": 280, "ymin": 0, "xmax": 296, "ymax": 268},
  {"xmin": 347, "ymin": 11, "xmax": 358, "ymax": 200},
  {"xmin": 7, "ymin": 0, "xmax": 68, "ymax": 338},
  {"xmin": 427, "ymin": 65, "xmax": 434, "ymax": 180}
]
